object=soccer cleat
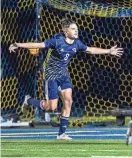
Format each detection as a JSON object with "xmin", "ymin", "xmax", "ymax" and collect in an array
[
  {"xmin": 34, "ymin": 107, "xmax": 47, "ymax": 122},
  {"xmin": 126, "ymin": 120, "xmax": 132, "ymax": 145},
  {"xmin": 57, "ymin": 133, "xmax": 72, "ymax": 140},
  {"xmin": 45, "ymin": 112, "xmax": 51, "ymax": 122},
  {"xmin": 22, "ymin": 95, "xmax": 31, "ymax": 113}
]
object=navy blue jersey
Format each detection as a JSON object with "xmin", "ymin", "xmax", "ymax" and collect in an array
[{"xmin": 44, "ymin": 33, "xmax": 87, "ymax": 80}]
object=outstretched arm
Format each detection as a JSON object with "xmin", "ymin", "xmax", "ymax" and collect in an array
[
  {"xmin": 86, "ymin": 45, "xmax": 123, "ymax": 57},
  {"xmin": 9, "ymin": 42, "xmax": 45, "ymax": 53}
]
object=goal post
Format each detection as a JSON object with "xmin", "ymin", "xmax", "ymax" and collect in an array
[{"xmin": 1, "ymin": 0, "xmax": 132, "ymax": 125}]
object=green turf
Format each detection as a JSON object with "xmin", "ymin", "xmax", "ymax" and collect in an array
[{"xmin": 1, "ymin": 139, "xmax": 132, "ymax": 157}]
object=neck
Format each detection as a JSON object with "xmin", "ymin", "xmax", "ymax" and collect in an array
[{"xmin": 65, "ymin": 37, "xmax": 74, "ymax": 44}]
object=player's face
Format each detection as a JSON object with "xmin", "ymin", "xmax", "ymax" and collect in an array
[{"xmin": 66, "ymin": 24, "xmax": 78, "ymax": 39}]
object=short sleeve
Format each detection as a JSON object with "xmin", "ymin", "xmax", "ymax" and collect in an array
[
  {"xmin": 77, "ymin": 40, "xmax": 87, "ymax": 51},
  {"xmin": 44, "ymin": 37, "xmax": 56, "ymax": 49}
]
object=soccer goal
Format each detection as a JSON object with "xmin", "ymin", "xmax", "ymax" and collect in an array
[{"xmin": 1, "ymin": 0, "xmax": 132, "ymax": 126}]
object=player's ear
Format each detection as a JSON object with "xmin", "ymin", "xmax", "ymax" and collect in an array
[
  {"xmin": 62, "ymin": 28, "xmax": 66, "ymax": 33},
  {"xmin": 62, "ymin": 28, "xmax": 68, "ymax": 36}
]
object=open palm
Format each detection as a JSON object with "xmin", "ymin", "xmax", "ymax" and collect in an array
[{"xmin": 110, "ymin": 45, "xmax": 123, "ymax": 57}]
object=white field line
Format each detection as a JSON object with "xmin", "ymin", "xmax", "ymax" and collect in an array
[
  {"xmin": 1, "ymin": 131, "xmax": 104, "ymax": 136},
  {"xmin": 1, "ymin": 149, "xmax": 132, "ymax": 152},
  {"xmin": 1, "ymin": 130, "xmax": 125, "ymax": 136},
  {"xmin": 1, "ymin": 134, "xmax": 125, "ymax": 138}
]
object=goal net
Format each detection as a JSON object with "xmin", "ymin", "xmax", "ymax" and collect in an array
[{"xmin": 1, "ymin": 0, "xmax": 132, "ymax": 125}]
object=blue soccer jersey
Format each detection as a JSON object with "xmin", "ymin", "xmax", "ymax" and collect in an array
[{"xmin": 44, "ymin": 33, "xmax": 87, "ymax": 80}]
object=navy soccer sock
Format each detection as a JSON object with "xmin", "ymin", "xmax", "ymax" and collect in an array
[
  {"xmin": 58, "ymin": 116, "xmax": 69, "ymax": 135},
  {"xmin": 27, "ymin": 98, "xmax": 45, "ymax": 110}
]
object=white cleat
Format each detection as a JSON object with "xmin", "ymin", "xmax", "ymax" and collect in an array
[
  {"xmin": 57, "ymin": 133, "xmax": 72, "ymax": 140},
  {"xmin": 22, "ymin": 95, "xmax": 31, "ymax": 113}
]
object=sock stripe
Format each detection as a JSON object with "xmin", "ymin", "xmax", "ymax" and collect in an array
[
  {"xmin": 59, "ymin": 116, "xmax": 69, "ymax": 135},
  {"xmin": 61, "ymin": 116, "xmax": 69, "ymax": 120}
]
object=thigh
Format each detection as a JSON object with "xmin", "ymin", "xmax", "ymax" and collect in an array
[
  {"xmin": 45, "ymin": 79, "xmax": 59, "ymax": 100},
  {"xmin": 59, "ymin": 76, "xmax": 72, "ymax": 91},
  {"xmin": 60, "ymin": 88, "xmax": 73, "ymax": 108},
  {"xmin": 59, "ymin": 76, "xmax": 73, "ymax": 106},
  {"xmin": 60, "ymin": 88, "xmax": 72, "ymax": 99},
  {"xmin": 45, "ymin": 79, "xmax": 59, "ymax": 110}
]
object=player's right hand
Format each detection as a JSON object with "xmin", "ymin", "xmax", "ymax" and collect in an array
[{"xmin": 9, "ymin": 43, "xmax": 18, "ymax": 53}]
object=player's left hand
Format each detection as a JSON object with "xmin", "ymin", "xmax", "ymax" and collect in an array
[{"xmin": 110, "ymin": 45, "xmax": 123, "ymax": 57}]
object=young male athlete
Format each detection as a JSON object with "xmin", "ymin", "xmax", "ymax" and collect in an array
[{"xmin": 9, "ymin": 19, "xmax": 123, "ymax": 140}]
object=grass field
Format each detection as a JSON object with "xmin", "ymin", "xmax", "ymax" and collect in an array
[{"xmin": 1, "ymin": 139, "xmax": 132, "ymax": 157}]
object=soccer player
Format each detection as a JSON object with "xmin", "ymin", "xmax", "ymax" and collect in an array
[{"xmin": 9, "ymin": 18, "xmax": 123, "ymax": 140}]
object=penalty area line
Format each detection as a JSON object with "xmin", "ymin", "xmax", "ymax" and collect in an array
[{"xmin": 1, "ymin": 149, "xmax": 132, "ymax": 152}]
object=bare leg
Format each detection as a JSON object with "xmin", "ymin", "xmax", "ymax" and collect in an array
[{"xmin": 58, "ymin": 88, "xmax": 72, "ymax": 136}]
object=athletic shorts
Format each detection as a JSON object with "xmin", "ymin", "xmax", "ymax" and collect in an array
[{"xmin": 45, "ymin": 76, "xmax": 72, "ymax": 100}]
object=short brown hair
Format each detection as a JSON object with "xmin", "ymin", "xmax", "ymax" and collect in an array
[{"xmin": 61, "ymin": 18, "xmax": 76, "ymax": 29}]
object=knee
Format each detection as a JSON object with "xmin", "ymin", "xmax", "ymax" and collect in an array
[
  {"xmin": 41, "ymin": 100, "xmax": 57, "ymax": 111},
  {"xmin": 50, "ymin": 105, "xmax": 57, "ymax": 111},
  {"xmin": 41, "ymin": 100, "xmax": 48, "ymax": 110},
  {"xmin": 48, "ymin": 102, "xmax": 57, "ymax": 111}
]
